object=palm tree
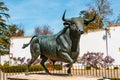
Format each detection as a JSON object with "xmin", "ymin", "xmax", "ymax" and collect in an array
[
  {"xmin": 0, "ymin": 1, "xmax": 10, "ymax": 65},
  {"xmin": 0, "ymin": 2, "xmax": 10, "ymax": 18}
]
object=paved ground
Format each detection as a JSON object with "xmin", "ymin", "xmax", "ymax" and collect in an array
[{"xmin": 7, "ymin": 73, "xmax": 102, "ymax": 80}]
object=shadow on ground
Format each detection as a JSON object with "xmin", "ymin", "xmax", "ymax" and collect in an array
[{"xmin": 31, "ymin": 73, "xmax": 69, "ymax": 76}]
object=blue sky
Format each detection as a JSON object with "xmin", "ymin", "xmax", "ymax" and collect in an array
[{"xmin": 1, "ymin": 0, "xmax": 120, "ymax": 36}]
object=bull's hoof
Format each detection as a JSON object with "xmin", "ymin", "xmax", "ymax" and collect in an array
[
  {"xmin": 65, "ymin": 64, "xmax": 70, "ymax": 67},
  {"xmin": 46, "ymin": 72, "xmax": 52, "ymax": 75},
  {"xmin": 68, "ymin": 73, "xmax": 72, "ymax": 76},
  {"xmin": 67, "ymin": 69, "xmax": 71, "ymax": 74}
]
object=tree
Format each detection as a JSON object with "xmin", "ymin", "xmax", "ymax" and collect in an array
[
  {"xmin": 0, "ymin": 2, "xmax": 10, "ymax": 20},
  {"xmin": 83, "ymin": 10, "xmax": 103, "ymax": 32},
  {"xmin": 0, "ymin": 1, "xmax": 10, "ymax": 55},
  {"xmin": 77, "ymin": 52, "xmax": 114, "ymax": 69},
  {"xmin": 34, "ymin": 25, "xmax": 53, "ymax": 35},
  {"xmin": 9, "ymin": 24, "xmax": 24, "ymax": 37},
  {"xmin": 112, "ymin": 14, "xmax": 120, "ymax": 24},
  {"xmin": 85, "ymin": 0, "xmax": 113, "ymax": 31}
]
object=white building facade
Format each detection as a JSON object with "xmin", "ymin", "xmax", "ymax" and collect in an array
[
  {"xmin": 1, "ymin": 24, "xmax": 120, "ymax": 65},
  {"xmin": 80, "ymin": 24, "xmax": 120, "ymax": 65}
]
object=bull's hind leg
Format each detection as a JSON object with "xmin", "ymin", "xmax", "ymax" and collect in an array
[
  {"xmin": 26, "ymin": 43, "xmax": 40, "ymax": 75},
  {"xmin": 40, "ymin": 55, "xmax": 51, "ymax": 75}
]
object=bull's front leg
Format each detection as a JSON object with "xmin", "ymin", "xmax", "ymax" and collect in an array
[{"xmin": 60, "ymin": 52, "xmax": 74, "ymax": 75}]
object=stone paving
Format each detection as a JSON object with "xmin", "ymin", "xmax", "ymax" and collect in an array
[{"xmin": 7, "ymin": 73, "xmax": 102, "ymax": 80}]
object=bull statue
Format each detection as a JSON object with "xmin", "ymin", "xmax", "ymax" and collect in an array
[{"xmin": 22, "ymin": 10, "xmax": 96, "ymax": 75}]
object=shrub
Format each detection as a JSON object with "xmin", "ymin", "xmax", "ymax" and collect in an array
[
  {"xmin": 1, "ymin": 65, "xmax": 27, "ymax": 73},
  {"xmin": 114, "ymin": 66, "xmax": 119, "ymax": 69},
  {"xmin": 28, "ymin": 65, "xmax": 44, "ymax": 72},
  {"xmin": 46, "ymin": 63, "xmax": 62, "ymax": 70},
  {"xmin": 54, "ymin": 64, "xmax": 62, "ymax": 70},
  {"xmin": 85, "ymin": 66, "xmax": 91, "ymax": 70},
  {"xmin": 3, "ymin": 61, "xmax": 9, "ymax": 66},
  {"xmin": 0, "ymin": 64, "xmax": 62, "ymax": 73}
]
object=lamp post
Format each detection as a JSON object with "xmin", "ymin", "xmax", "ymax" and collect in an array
[
  {"xmin": 105, "ymin": 28, "xmax": 109, "ymax": 56},
  {"xmin": 103, "ymin": 28, "xmax": 110, "ymax": 56},
  {"xmin": 104, "ymin": 28, "xmax": 111, "ymax": 56}
]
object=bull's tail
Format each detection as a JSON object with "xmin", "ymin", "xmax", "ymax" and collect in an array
[{"xmin": 22, "ymin": 35, "xmax": 38, "ymax": 49}]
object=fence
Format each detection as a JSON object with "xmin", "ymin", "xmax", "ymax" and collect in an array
[{"xmin": 0, "ymin": 64, "xmax": 120, "ymax": 80}]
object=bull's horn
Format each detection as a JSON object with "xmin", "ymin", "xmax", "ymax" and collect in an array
[
  {"xmin": 84, "ymin": 11, "xmax": 96, "ymax": 23},
  {"xmin": 62, "ymin": 10, "xmax": 71, "ymax": 21}
]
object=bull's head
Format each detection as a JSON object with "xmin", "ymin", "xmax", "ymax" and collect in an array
[{"xmin": 62, "ymin": 10, "xmax": 96, "ymax": 35}]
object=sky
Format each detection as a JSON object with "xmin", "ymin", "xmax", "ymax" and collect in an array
[{"xmin": 1, "ymin": 0, "xmax": 120, "ymax": 36}]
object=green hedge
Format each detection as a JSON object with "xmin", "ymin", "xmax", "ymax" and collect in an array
[
  {"xmin": 46, "ymin": 64, "xmax": 62, "ymax": 70},
  {"xmin": 85, "ymin": 66, "xmax": 91, "ymax": 70},
  {"xmin": 0, "ymin": 64, "xmax": 62, "ymax": 73},
  {"xmin": 54, "ymin": 64, "xmax": 62, "ymax": 70},
  {"xmin": 1, "ymin": 65, "xmax": 27, "ymax": 73},
  {"xmin": 114, "ymin": 66, "xmax": 119, "ymax": 69},
  {"xmin": 29, "ymin": 65, "xmax": 44, "ymax": 72}
]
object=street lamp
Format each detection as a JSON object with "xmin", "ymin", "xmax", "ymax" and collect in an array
[
  {"xmin": 105, "ymin": 28, "xmax": 109, "ymax": 56},
  {"xmin": 103, "ymin": 28, "xmax": 110, "ymax": 56}
]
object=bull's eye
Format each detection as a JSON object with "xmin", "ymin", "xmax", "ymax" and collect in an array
[{"xmin": 63, "ymin": 22, "xmax": 70, "ymax": 27}]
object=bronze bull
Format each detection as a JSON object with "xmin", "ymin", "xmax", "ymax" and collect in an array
[{"xmin": 22, "ymin": 10, "xmax": 96, "ymax": 75}]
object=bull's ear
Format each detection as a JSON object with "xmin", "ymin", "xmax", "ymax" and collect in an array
[{"xmin": 63, "ymin": 22, "xmax": 70, "ymax": 27}]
